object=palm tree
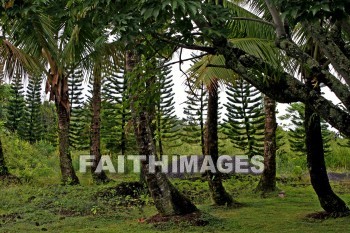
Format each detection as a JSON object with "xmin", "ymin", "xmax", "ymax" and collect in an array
[
  {"xmin": 256, "ymin": 95, "xmax": 277, "ymax": 192},
  {"xmin": 205, "ymin": 78, "xmax": 237, "ymax": 206},
  {"xmin": 0, "ymin": 2, "xmax": 99, "ymax": 185},
  {"xmin": 89, "ymin": 60, "xmax": 110, "ymax": 183},
  {"xmin": 187, "ymin": 0, "xmax": 279, "ymax": 203}
]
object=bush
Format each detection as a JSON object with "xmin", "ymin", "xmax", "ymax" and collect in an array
[{"xmin": 1, "ymin": 133, "xmax": 59, "ymax": 183}]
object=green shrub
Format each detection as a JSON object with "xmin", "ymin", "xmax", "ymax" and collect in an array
[{"xmin": 1, "ymin": 133, "xmax": 59, "ymax": 183}]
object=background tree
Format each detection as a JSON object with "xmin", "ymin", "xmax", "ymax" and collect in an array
[
  {"xmin": 22, "ymin": 76, "xmax": 43, "ymax": 143},
  {"xmin": 5, "ymin": 74, "xmax": 26, "ymax": 134},
  {"xmin": 89, "ymin": 61, "xmax": 109, "ymax": 183},
  {"xmin": 0, "ymin": 83, "xmax": 11, "ymax": 122},
  {"xmin": 182, "ymin": 78, "xmax": 208, "ymax": 155},
  {"xmin": 155, "ymin": 65, "xmax": 182, "ymax": 156},
  {"xmin": 101, "ymin": 64, "xmax": 133, "ymax": 155},
  {"xmin": 40, "ymin": 101, "xmax": 58, "ymax": 146},
  {"xmin": 280, "ymin": 103, "xmax": 332, "ymax": 156},
  {"xmin": 223, "ymin": 78, "xmax": 264, "ymax": 157},
  {"xmin": 68, "ymin": 66, "xmax": 86, "ymax": 150}
]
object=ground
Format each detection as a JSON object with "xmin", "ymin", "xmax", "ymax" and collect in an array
[{"xmin": 0, "ymin": 176, "xmax": 350, "ymax": 233}]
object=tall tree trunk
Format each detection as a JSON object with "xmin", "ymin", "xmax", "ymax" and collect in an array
[
  {"xmin": 56, "ymin": 91, "xmax": 80, "ymax": 185},
  {"xmin": 126, "ymin": 50, "xmax": 197, "ymax": 216},
  {"xmin": 0, "ymin": 137, "xmax": 9, "ymax": 176},
  {"xmin": 200, "ymin": 83, "xmax": 206, "ymax": 155},
  {"xmin": 121, "ymin": 76, "xmax": 128, "ymax": 156},
  {"xmin": 90, "ymin": 68, "xmax": 109, "ymax": 183},
  {"xmin": 121, "ymin": 105, "xmax": 127, "ymax": 173},
  {"xmin": 256, "ymin": 96, "xmax": 277, "ymax": 192},
  {"xmin": 121, "ymin": 77, "xmax": 128, "ymax": 173},
  {"xmin": 205, "ymin": 80, "xmax": 236, "ymax": 206},
  {"xmin": 305, "ymin": 100, "xmax": 349, "ymax": 214},
  {"xmin": 302, "ymin": 41, "xmax": 349, "ymax": 215},
  {"xmin": 44, "ymin": 50, "xmax": 79, "ymax": 185},
  {"xmin": 157, "ymin": 112, "xmax": 164, "ymax": 158}
]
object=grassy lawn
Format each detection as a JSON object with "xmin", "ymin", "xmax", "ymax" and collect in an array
[{"xmin": 1, "ymin": 177, "xmax": 349, "ymax": 233}]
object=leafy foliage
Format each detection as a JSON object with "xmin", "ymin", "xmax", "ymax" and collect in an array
[
  {"xmin": 223, "ymin": 78, "xmax": 264, "ymax": 157},
  {"xmin": 272, "ymin": 0, "xmax": 350, "ymax": 22},
  {"xmin": 68, "ymin": 66, "xmax": 88, "ymax": 150},
  {"xmin": 5, "ymin": 74, "xmax": 26, "ymax": 134},
  {"xmin": 101, "ymin": 65, "xmax": 135, "ymax": 155},
  {"xmin": 279, "ymin": 102, "xmax": 332, "ymax": 156},
  {"xmin": 154, "ymin": 64, "xmax": 182, "ymax": 155},
  {"xmin": 182, "ymin": 77, "xmax": 208, "ymax": 155},
  {"xmin": 39, "ymin": 101, "xmax": 58, "ymax": 146},
  {"xmin": 22, "ymin": 76, "xmax": 43, "ymax": 143}
]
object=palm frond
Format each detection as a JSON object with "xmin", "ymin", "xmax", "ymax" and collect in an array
[
  {"xmin": 0, "ymin": 39, "xmax": 43, "ymax": 80},
  {"xmin": 229, "ymin": 38, "xmax": 280, "ymax": 67},
  {"xmin": 188, "ymin": 55, "xmax": 238, "ymax": 87}
]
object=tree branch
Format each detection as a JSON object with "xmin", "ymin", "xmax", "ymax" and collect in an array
[
  {"xmin": 154, "ymin": 34, "xmax": 216, "ymax": 54},
  {"xmin": 216, "ymin": 42, "xmax": 350, "ymax": 136},
  {"xmin": 158, "ymin": 54, "xmax": 208, "ymax": 69},
  {"xmin": 304, "ymin": 22, "xmax": 350, "ymax": 87}
]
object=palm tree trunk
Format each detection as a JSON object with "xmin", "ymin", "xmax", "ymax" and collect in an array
[
  {"xmin": 56, "ymin": 89, "xmax": 80, "ymax": 185},
  {"xmin": 156, "ymin": 100, "xmax": 164, "ymax": 158},
  {"xmin": 126, "ymin": 50, "xmax": 197, "ymax": 216},
  {"xmin": 90, "ymin": 68, "xmax": 109, "ymax": 183},
  {"xmin": 44, "ymin": 50, "xmax": 79, "ymax": 185},
  {"xmin": 0, "ymin": 137, "xmax": 9, "ymax": 176},
  {"xmin": 205, "ymin": 80, "xmax": 236, "ymax": 206},
  {"xmin": 256, "ymin": 95, "xmax": 277, "ymax": 192},
  {"xmin": 305, "ymin": 101, "xmax": 349, "ymax": 214},
  {"xmin": 200, "ymin": 82, "xmax": 206, "ymax": 155},
  {"xmin": 121, "ymin": 113, "xmax": 126, "ymax": 155}
]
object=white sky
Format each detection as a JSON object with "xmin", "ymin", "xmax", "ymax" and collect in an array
[{"xmin": 170, "ymin": 49, "xmax": 341, "ymax": 131}]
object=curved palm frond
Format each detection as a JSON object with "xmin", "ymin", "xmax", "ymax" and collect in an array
[
  {"xmin": 0, "ymin": 39, "xmax": 43, "ymax": 80},
  {"xmin": 223, "ymin": 1, "xmax": 276, "ymax": 40},
  {"xmin": 188, "ymin": 54, "xmax": 238, "ymax": 87}
]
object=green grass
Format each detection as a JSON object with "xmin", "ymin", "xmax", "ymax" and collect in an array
[
  {"xmin": 1, "ymin": 132, "xmax": 350, "ymax": 232},
  {"xmin": 1, "ymin": 178, "xmax": 350, "ymax": 233}
]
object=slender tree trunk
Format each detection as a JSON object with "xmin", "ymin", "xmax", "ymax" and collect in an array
[
  {"xmin": 0, "ymin": 137, "xmax": 9, "ymax": 177},
  {"xmin": 256, "ymin": 96, "xmax": 277, "ymax": 192},
  {"xmin": 156, "ymin": 99, "xmax": 164, "ymax": 157},
  {"xmin": 126, "ymin": 50, "xmax": 197, "ymax": 216},
  {"xmin": 44, "ymin": 51, "xmax": 79, "ymax": 185},
  {"xmin": 205, "ymin": 80, "xmax": 236, "ymax": 206},
  {"xmin": 305, "ymin": 101, "xmax": 349, "ymax": 214},
  {"xmin": 121, "ymin": 79, "xmax": 128, "ymax": 172},
  {"xmin": 56, "ymin": 90, "xmax": 80, "ymax": 185},
  {"xmin": 121, "ymin": 112, "xmax": 126, "ymax": 155},
  {"xmin": 200, "ymin": 83, "xmax": 206, "ymax": 155},
  {"xmin": 90, "ymin": 69, "xmax": 109, "ymax": 183},
  {"xmin": 121, "ymin": 106, "xmax": 127, "ymax": 173},
  {"xmin": 157, "ymin": 114, "xmax": 164, "ymax": 158}
]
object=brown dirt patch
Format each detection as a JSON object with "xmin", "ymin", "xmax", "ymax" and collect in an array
[
  {"xmin": 306, "ymin": 211, "xmax": 350, "ymax": 220},
  {"xmin": 145, "ymin": 211, "xmax": 209, "ymax": 226},
  {"xmin": 0, "ymin": 174, "xmax": 21, "ymax": 185}
]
